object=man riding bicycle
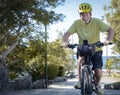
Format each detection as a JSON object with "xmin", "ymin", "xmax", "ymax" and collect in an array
[{"xmin": 62, "ymin": 3, "xmax": 114, "ymax": 94}]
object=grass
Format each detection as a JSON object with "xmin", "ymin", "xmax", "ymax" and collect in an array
[{"xmin": 102, "ymin": 71, "xmax": 120, "ymax": 78}]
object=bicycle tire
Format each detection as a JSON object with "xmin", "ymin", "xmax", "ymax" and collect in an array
[
  {"xmin": 81, "ymin": 66, "xmax": 93, "ymax": 95},
  {"xmin": 88, "ymin": 66, "xmax": 93, "ymax": 94}
]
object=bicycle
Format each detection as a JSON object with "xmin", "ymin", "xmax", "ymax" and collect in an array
[{"xmin": 67, "ymin": 40, "xmax": 112, "ymax": 95}]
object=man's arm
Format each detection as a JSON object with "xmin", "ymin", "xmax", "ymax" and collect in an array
[
  {"xmin": 107, "ymin": 27, "xmax": 114, "ymax": 41},
  {"xmin": 104, "ymin": 27, "xmax": 114, "ymax": 45},
  {"xmin": 63, "ymin": 31, "xmax": 71, "ymax": 42},
  {"xmin": 62, "ymin": 31, "xmax": 71, "ymax": 47}
]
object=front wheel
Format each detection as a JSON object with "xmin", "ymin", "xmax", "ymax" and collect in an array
[{"xmin": 81, "ymin": 66, "xmax": 93, "ymax": 95}]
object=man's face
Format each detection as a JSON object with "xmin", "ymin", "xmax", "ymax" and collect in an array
[{"xmin": 80, "ymin": 12, "xmax": 91, "ymax": 24}]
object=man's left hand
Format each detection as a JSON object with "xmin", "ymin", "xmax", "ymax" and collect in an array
[{"xmin": 103, "ymin": 40, "xmax": 111, "ymax": 45}]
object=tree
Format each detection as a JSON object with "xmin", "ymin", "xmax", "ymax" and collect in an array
[
  {"xmin": 48, "ymin": 39, "xmax": 76, "ymax": 75},
  {"xmin": 106, "ymin": 58, "xmax": 113, "ymax": 76},
  {"xmin": 0, "ymin": 0, "xmax": 65, "ymax": 65},
  {"xmin": 0, "ymin": 0, "xmax": 65, "ymax": 90},
  {"xmin": 104, "ymin": 0, "xmax": 120, "ymax": 54}
]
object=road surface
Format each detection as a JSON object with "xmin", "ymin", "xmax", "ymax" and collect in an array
[{"xmin": 0, "ymin": 76, "xmax": 120, "ymax": 95}]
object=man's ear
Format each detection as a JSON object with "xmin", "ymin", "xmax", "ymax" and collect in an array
[{"xmin": 89, "ymin": 12, "xmax": 92, "ymax": 16}]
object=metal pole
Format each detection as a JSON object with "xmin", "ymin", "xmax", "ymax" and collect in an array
[
  {"xmin": 106, "ymin": 45, "xmax": 108, "ymax": 63},
  {"xmin": 72, "ymin": 35, "xmax": 74, "ymax": 73},
  {"xmin": 106, "ymin": 20, "xmax": 108, "ymax": 63},
  {"xmin": 45, "ymin": 25, "xmax": 48, "ymax": 88}
]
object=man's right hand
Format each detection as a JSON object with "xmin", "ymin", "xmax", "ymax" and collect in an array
[{"xmin": 61, "ymin": 42, "xmax": 69, "ymax": 48}]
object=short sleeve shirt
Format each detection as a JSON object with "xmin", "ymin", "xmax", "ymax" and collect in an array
[{"xmin": 68, "ymin": 18, "xmax": 109, "ymax": 51}]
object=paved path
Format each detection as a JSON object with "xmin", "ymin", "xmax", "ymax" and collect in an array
[{"xmin": 0, "ymin": 76, "xmax": 120, "ymax": 95}]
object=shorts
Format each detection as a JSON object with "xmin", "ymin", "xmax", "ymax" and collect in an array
[
  {"xmin": 91, "ymin": 50, "xmax": 103, "ymax": 69},
  {"xmin": 77, "ymin": 50, "xmax": 103, "ymax": 69}
]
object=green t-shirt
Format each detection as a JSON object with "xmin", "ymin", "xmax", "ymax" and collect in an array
[{"xmin": 68, "ymin": 18, "xmax": 109, "ymax": 51}]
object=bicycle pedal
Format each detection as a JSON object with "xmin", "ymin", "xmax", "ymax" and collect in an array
[
  {"xmin": 93, "ymin": 89, "xmax": 98, "ymax": 93},
  {"xmin": 74, "ymin": 86, "xmax": 81, "ymax": 89}
]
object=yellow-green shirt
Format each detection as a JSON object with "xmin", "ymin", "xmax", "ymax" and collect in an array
[{"xmin": 68, "ymin": 18, "xmax": 109, "ymax": 51}]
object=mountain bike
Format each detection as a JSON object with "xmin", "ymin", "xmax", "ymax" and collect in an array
[{"xmin": 68, "ymin": 40, "xmax": 112, "ymax": 95}]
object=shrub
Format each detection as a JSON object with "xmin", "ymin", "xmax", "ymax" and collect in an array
[
  {"xmin": 47, "ymin": 63, "xmax": 59, "ymax": 80},
  {"xmin": 26, "ymin": 56, "xmax": 45, "ymax": 81},
  {"xmin": 9, "ymin": 71, "xmax": 18, "ymax": 80},
  {"xmin": 57, "ymin": 65, "xmax": 65, "ymax": 77},
  {"xmin": 26, "ymin": 56, "xmax": 59, "ymax": 81}
]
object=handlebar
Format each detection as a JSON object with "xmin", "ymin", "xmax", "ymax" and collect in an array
[{"xmin": 68, "ymin": 41, "xmax": 112, "ymax": 49}]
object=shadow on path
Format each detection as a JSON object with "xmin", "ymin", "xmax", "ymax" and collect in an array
[{"xmin": 0, "ymin": 76, "xmax": 120, "ymax": 95}]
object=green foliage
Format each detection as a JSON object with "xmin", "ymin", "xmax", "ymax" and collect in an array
[
  {"xmin": 6, "ymin": 44, "xmax": 27, "ymax": 75},
  {"xmin": 8, "ymin": 62, "xmax": 25, "ymax": 74},
  {"xmin": 0, "ymin": 0, "xmax": 66, "ymax": 80},
  {"xmin": 112, "ymin": 57, "xmax": 120, "ymax": 70},
  {"xmin": 9, "ymin": 71, "xmax": 18, "ymax": 80},
  {"xmin": 0, "ymin": 0, "xmax": 65, "ymax": 64},
  {"xmin": 26, "ymin": 55, "xmax": 45, "ymax": 81},
  {"xmin": 47, "ymin": 63, "xmax": 59, "ymax": 80},
  {"xmin": 57, "ymin": 65, "xmax": 65, "ymax": 77},
  {"xmin": 105, "ymin": 57, "xmax": 113, "ymax": 76},
  {"xmin": 48, "ymin": 39, "xmax": 70, "ymax": 65},
  {"xmin": 0, "ymin": 0, "xmax": 65, "ymax": 31},
  {"xmin": 25, "ymin": 38, "xmax": 75, "ymax": 80},
  {"xmin": 26, "ymin": 55, "xmax": 60, "ymax": 81},
  {"xmin": 106, "ymin": 57, "xmax": 120, "ymax": 71},
  {"xmin": 6, "ymin": 37, "xmax": 76, "ymax": 81},
  {"xmin": 25, "ymin": 39, "xmax": 45, "ymax": 61},
  {"xmin": 111, "ymin": 72, "xmax": 120, "ymax": 78},
  {"xmin": 106, "ymin": 58, "xmax": 113, "ymax": 70},
  {"xmin": 104, "ymin": 0, "xmax": 120, "ymax": 54},
  {"xmin": 48, "ymin": 39, "xmax": 76, "ymax": 74}
]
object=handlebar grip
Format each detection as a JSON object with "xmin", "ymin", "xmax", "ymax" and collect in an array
[
  {"xmin": 96, "ymin": 42, "xmax": 112, "ymax": 47},
  {"xmin": 68, "ymin": 44, "xmax": 75, "ymax": 49},
  {"xmin": 108, "ymin": 42, "xmax": 112, "ymax": 45}
]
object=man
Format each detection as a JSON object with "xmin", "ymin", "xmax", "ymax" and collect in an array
[{"xmin": 62, "ymin": 3, "xmax": 114, "ymax": 94}]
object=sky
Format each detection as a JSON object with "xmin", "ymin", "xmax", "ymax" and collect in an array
[{"xmin": 48, "ymin": 0, "xmax": 117, "ymax": 56}]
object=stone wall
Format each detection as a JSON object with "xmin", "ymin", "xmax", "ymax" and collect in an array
[
  {"xmin": 7, "ymin": 75, "xmax": 45, "ymax": 90},
  {"xmin": 0, "ymin": 66, "xmax": 68, "ymax": 91}
]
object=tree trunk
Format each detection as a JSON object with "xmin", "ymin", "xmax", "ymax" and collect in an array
[
  {"xmin": 0, "ymin": 40, "xmax": 19, "ymax": 91},
  {"xmin": 0, "ymin": 40, "xmax": 19, "ymax": 65},
  {"xmin": 0, "ymin": 65, "xmax": 8, "ymax": 91}
]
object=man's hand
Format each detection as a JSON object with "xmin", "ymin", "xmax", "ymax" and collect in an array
[
  {"xmin": 103, "ymin": 40, "xmax": 111, "ymax": 45},
  {"xmin": 61, "ymin": 42, "xmax": 69, "ymax": 48}
]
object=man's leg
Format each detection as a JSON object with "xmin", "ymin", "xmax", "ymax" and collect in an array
[
  {"xmin": 92, "ymin": 50, "xmax": 104, "ymax": 94},
  {"xmin": 94, "ymin": 68, "xmax": 104, "ymax": 94},
  {"xmin": 94, "ymin": 68, "xmax": 102, "ymax": 86},
  {"xmin": 74, "ymin": 56, "xmax": 83, "ymax": 89},
  {"xmin": 77, "ymin": 56, "xmax": 84, "ymax": 81}
]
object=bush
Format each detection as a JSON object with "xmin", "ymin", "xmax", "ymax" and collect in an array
[
  {"xmin": 9, "ymin": 71, "xmax": 18, "ymax": 80},
  {"xmin": 26, "ymin": 56, "xmax": 45, "ymax": 81},
  {"xmin": 57, "ymin": 65, "xmax": 65, "ymax": 77},
  {"xmin": 47, "ymin": 63, "xmax": 59, "ymax": 80},
  {"xmin": 26, "ymin": 56, "xmax": 59, "ymax": 81}
]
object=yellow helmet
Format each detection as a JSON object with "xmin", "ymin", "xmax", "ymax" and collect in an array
[{"xmin": 78, "ymin": 3, "xmax": 92, "ymax": 13}]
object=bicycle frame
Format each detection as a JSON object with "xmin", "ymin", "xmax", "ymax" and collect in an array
[{"xmin": 79, "ymin": 41, "xmax": 95, "ymax": 95}]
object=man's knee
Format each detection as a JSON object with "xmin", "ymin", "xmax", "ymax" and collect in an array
[
  {"xmin": 77, "ymin": 56, "xmax": 84, "ymax": 64},
  {"xmin": 94, "ymin": 68, "xmax": 102, "ymax": 77}
]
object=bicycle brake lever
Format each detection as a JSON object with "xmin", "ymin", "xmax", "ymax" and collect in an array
[{"xmin": 96, "ymin": 41, "xmax": 104, "ymax": 47}]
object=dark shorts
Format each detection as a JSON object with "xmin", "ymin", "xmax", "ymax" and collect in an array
[
  {"xmin": 77, "ymin": 50, "xmax": 103, "ymax": 69},
  {"xmin": 91, "ymin": 50, "xmax": 103, "ymax": 69}
]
